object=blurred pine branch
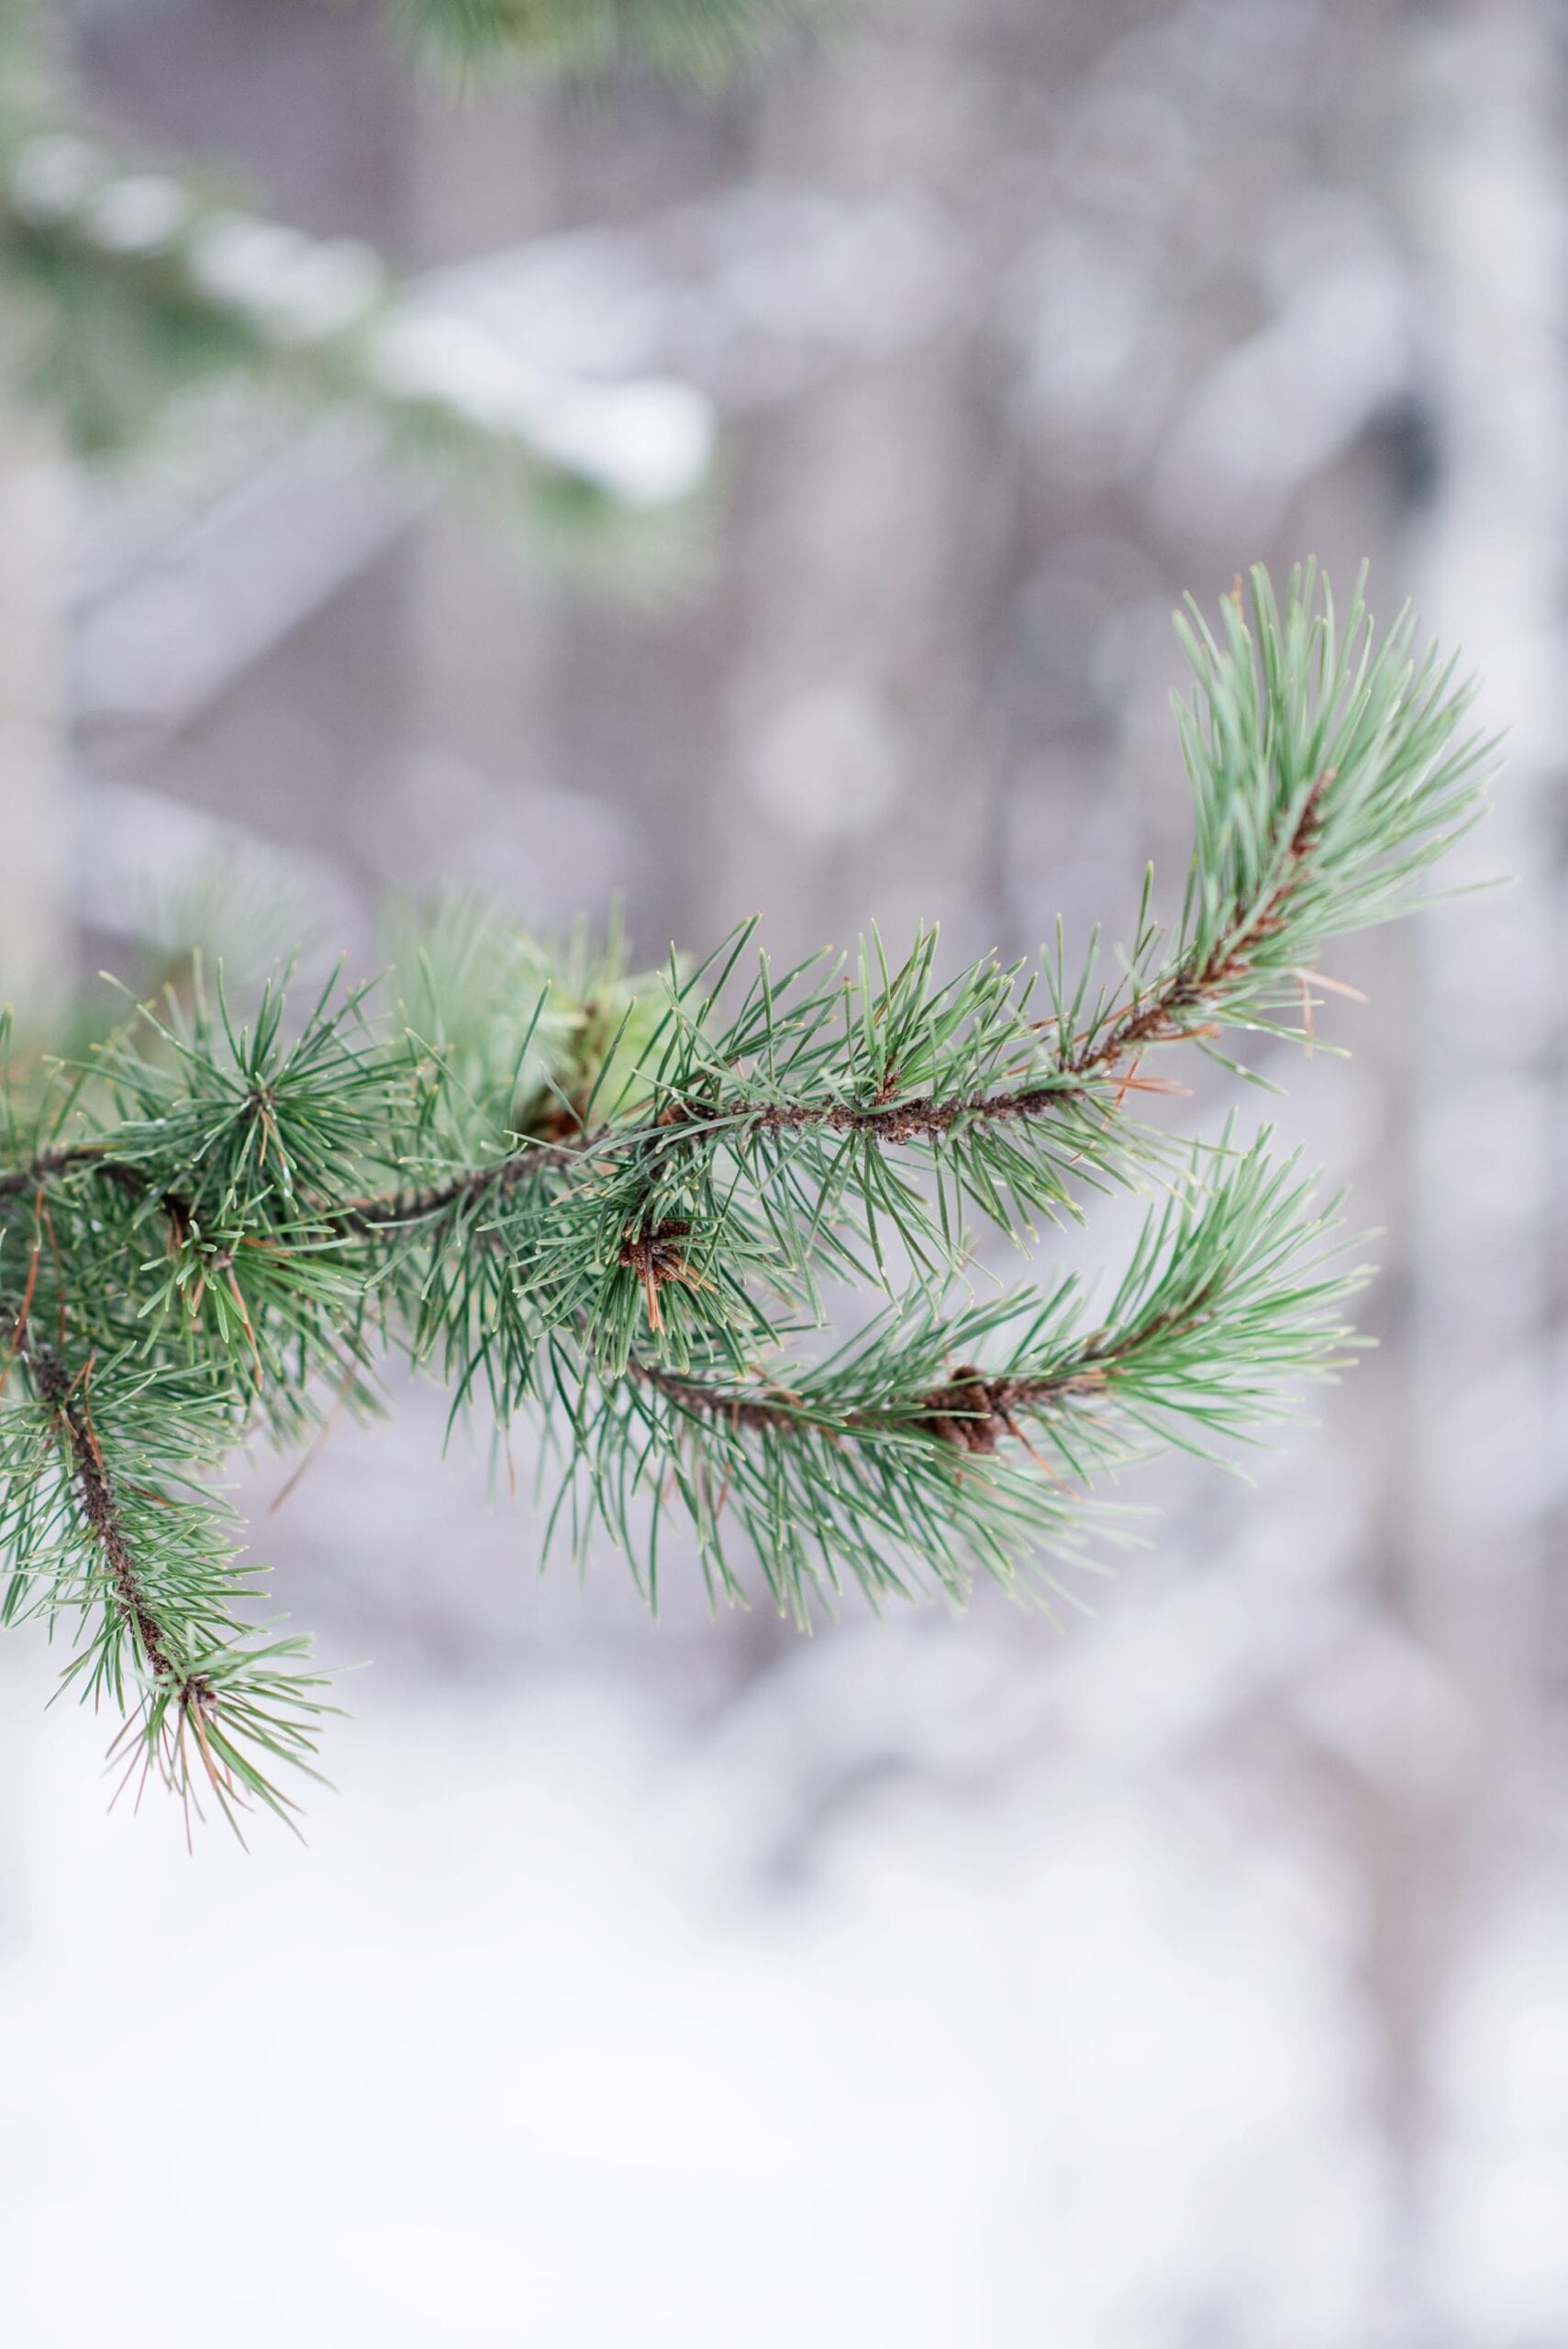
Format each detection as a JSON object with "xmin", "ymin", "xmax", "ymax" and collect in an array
[
  {"xmin": 0, "ymin": 0, "xmax": 717, "ymax": 560},
  {"xmin": 391, "ymin": 0, "xmax": 825, "ymax": 80}
]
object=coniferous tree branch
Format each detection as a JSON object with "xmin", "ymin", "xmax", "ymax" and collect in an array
[
  {"xmin": 0, "ymin": 127, "xmax": 713, "ymax": 520},
  {"xmin": 0, "ymin": 567, "xmax": 1498, "ymax": 1826},
  {"xmin": 290, "ymin": 562, "xmax": 1493, "ymax": 1300},
  {"xmin": 557, "ymin": 1133, "xmax": 1363, "ymax": 1619},
  {"xmin": 0, "ymin": 1139, "xmax": 117, "ymax": 1197},
  {"xmin": 389, "ymin": 0, "xmax": 824, "ymax": 80},
  {"xmin": 0, "ymin": 1319, "xmax": 334, "ymax": 1836},
  {"xmin": 0, "ymin": 0, "xmax": 714, "ymax": 545},
  {"xmin": 18, "ymin": 1337, "xmax": 180, "ymax": 1679}
]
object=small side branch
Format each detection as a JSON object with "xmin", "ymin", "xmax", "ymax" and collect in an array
[
  {"xmin": 1062, "ymin": 774, "xmax": 1331, "ymax": 1079},
  {"xmin": 0, "ymin": 1142, "xmax": 168, "ymax": 1211},
  {"xmin": 636, "ymin": 1346, "xmax": 1122, "ymax": 1453},
  {"xmin": 332, "ymin": 1141, "xmax": 583, "ymax": 1231},
  {"xmin": 0, "ymin": 1141, "xmax": 117, "ymax": 1199},
  {"xmin": 22, "ymin": 1340, "xmax": 180, "ymax": 1683}
]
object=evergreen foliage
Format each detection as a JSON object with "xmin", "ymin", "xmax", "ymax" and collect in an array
[
  {"xmin": 0, "ymin": 0, "xmax": 714, "ymax": 546},
  {"xmin": 392, "ymin": 0, "xmax": 820, "ymax": 80},
  {"xmin": 0, "ymin": 568, "xmax": 1496, "ymax": 1830}
]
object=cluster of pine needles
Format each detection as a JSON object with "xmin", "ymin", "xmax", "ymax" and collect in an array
[{"xmin": 0, "ymin": 567, "xmax": 1496, "ymax": 1831}]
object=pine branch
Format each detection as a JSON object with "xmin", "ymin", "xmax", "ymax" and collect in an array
[
  {"xmin": 0, "ymin": 1139, "xmax": 118, "ymax": 1197},
  {"xmin": 390, "ymin": 0, "xmax": 823, "ymax": 80},
  {"xmin": 562, "ymin": 1134, "xmax": 1363, "ymax": 1620},
  {"xmin": 0, "ymin": 1321, "xmax": 333, "ymax": 1838},
  {"xmin": 0, "ymin": 568, "xmax": 1499, "ymax": 1825},
  {"xmin": 310, "ymin": 566, "xmax": 1492, "ymax": 1306},
  {"xmin": 1060, "ymin": 773, "xmax": 1331, "ymax": 1077},
  {"xmin": 21, "ymin": 1337, "xmax": 181, "ymax": 1679},
  {"xmin": 334, "ymin": 1141, "xmax": 583, "ymax": 1230},
  {"xmin": 0, "ymin": 107, "xmax": 713, "ymax": 540}
]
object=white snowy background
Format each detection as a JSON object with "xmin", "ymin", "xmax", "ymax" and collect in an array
[{"xmin": 1, "ymin": 1, "xmax": 1565, "ymax": 2343}]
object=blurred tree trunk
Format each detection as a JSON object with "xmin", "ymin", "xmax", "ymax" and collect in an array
[
  {"xmin": 1396, "ymin": 0, "xmax": 1566, "ymax": 2214},
  {"xmin": 0, "ymin": 376, "xmax": 67, "ymax": 1028}
]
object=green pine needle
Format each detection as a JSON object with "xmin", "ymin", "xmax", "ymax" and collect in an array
[{"xmin": 0, "ymin": 567, "xmax": 1499, "ymax": 1827}]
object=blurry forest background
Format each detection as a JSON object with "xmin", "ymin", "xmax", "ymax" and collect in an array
[{"xmin": 1, "ymin": 1, "xmax": 1564, "ymax": 2343}]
